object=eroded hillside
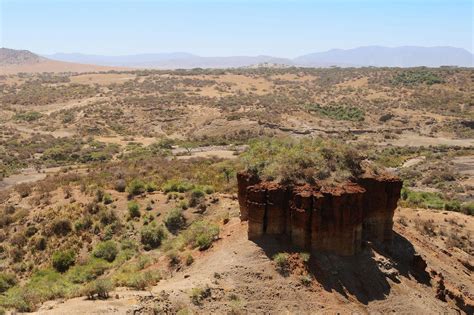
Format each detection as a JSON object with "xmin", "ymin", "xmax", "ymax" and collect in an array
[{"xmin": 0, "ymin": 68, "xmax": 473, "ymax": 314}]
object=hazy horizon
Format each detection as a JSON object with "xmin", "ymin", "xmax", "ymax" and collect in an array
[
  {"xmin": 37, "ymin": 45, "xmax": 473, "ymax": 58},
  {"xmin": 1, "ymin": 0, "xmax": 472, "ymax": 57}
]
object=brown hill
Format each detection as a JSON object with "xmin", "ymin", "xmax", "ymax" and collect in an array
[{"xmin": 0, "ymin": 48, "xmax": 126, "ymax": 74}]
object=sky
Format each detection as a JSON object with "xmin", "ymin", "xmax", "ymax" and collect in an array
[{"xmin": 1, "ymin": 0, "xmax": 472, "ymax": 57}]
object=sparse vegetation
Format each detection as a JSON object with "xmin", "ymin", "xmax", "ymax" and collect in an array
[{"xmin": 0, "ymin": 66, "xmax": 472, "ymax": 313}]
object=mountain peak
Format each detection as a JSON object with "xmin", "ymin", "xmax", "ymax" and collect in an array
[{"xmin": 0, "ymin": 48, "xmax": 45, "ymax": 66}]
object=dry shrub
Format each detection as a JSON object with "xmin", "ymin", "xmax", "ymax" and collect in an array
[{"xmin": 414, "ymin": 218, "xmax": 436, "ymax": 236}]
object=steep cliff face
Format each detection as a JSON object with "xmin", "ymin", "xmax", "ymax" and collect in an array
[
  {"xmin": 357, "ymin": 176, "xmax": 403, "ymax": 243},
  {"xmin": 238, "ymin": 172, "xmax": 402, "ymax": 256},
  {"xmin": 237, "ymin": 172, "xmax": 261, "ymax": 221}
]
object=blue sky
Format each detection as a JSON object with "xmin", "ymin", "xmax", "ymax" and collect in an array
[{"xmin": 1, "ymin": 0, "xmax": 472, "ymax": 57}]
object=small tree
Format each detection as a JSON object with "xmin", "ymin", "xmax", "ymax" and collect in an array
[
  {"xmin": 52, "ymin": 250, "xmax": 76, "ymax": 272},
  {"xmin": 140, "ymin": 223, "xmax": 166, "ymax": 250},
  {"xmin": 93, "ymin": 241, "xmax": 118, "ymax": 262},
  {"xmin": 127, "ymin": 179, "xmax": 146, "ymax": 196},
  {"xmin": 165, "ymin": 208, "xmax": 185, "ymax": 234},
  {"xmin": 128, "ymin": 201, "xmax": 141, "ymax": 219}
]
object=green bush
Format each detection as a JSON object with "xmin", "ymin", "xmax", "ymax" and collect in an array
[
  {"xmin": 390, "ymin": 70, "xmax": 444, "ymax": 86},
  {"xmin": 52, "ymin": 250, "xmax": 76, "ymax": 273},
  {"xmin": 128, "ymin": 201, "xmax": 141, "ymax": 218},
  {"xmin": 67, "ymin": 258, "xmax": 110, "ymax": 284},
  {"xmin": 461, "ymin": 203, "xmax": 474, "ymax": 216},
  {"xmin": 103, "ymin": 193, "xmax": 113, "ymax": 204},
  {"xmin": 189, "ymin": 188, "xmax": 205, "ymax": 207},
  {"xmin": 184, "ymin": 220, "xmax": 219, "ymax": 250},
  {"xmin": 0, "ymin": 273, "xmax": 17, "ymax": 293},
  {"xmin": 445, "ymin": 200, "xmax": 461, "ymax": 212},
  {"xmin": 185, "ymin": 254, "xmax": 194, "ymax": 266},
  {"xmin": 0, "ymin": 269, "xmax": 78, "ymax": 312},
  {"xmin": 127, "ymin": 179, "xmax": 146, "ymax": 196},
  {"xmin": 162, "ymin": 180, "xmax": 194, "ymax": 193},
  {"xmin": 116, "ymin": 270, "xmax": 161, "ymax": 290},
  {"xmin": 82, "ymin": 279, "xmax": 113, "ymax": 299},
  {"xmin": 13, "ymin": 111, "xmax": 42, "ymax": 122},
  {"xmin": 307, "ymin": 103, "xmax": 364, "ymax": 121},
  {"xmin": 273, "ymin": 252, "xmax": 289, "ymax": 273},
  {"xmin": 165, "ymin": 208, "xmax": 185, "ymax": 234},
  {"xmin": 145, "ymin": 182, "xmax": 158, "ymax": 192},
  {"xmin": 400, "ymin": 188, "xmax": 465, "ymax": 212},
  {"xmin": 93, "ymin": 241, "xmax": 118, "ymax": 262},
  {"xmin": 190, "ymin": 286, "xmax": 211, "ymax": 305},
  {"xmin": 140, "ymin": 223, "xmax": 166, "ymax": 250}
]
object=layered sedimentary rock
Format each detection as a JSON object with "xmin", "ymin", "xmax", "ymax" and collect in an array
[
  {"xmin": 236, "ymin": 172, "xmax": 261, "ymax": 221},
  {"xmin": 238, "ymin": 172, "xmax": 402, "ymax": 256},
  {"xmin": 357, "ymin": 176, "xmax": 403, "ymax": 243}
]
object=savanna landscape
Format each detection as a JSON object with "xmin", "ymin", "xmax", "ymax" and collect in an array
[{"xmin": 0, "ymin": 44, "xmax": 472, "ymax": 314}]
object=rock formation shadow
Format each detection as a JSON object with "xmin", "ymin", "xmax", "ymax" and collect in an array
[{"xmin": 254, "ymin": 231, "xmax": 430, "ymax": 305}]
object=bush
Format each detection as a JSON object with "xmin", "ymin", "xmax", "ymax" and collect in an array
[
  {"xmin": 145, "ymin": 182, "xmax": 158, "ymax": 192},
  {"xmin": 50, "ymin": 218, "xmax": 72, "ymax": 236},
  {"xmin": 67, "ymin": 258, "xmax": 110, "ymax": 284},
  {"xmin": 114, "ymin": 179, "xmax": 126, "ymax": 192},
  {"xmin": 165, "ymin": 208, "xmax": 185, "ymax": 234},
  {"xmin": 82, "ymin": 279, "xmax": 113, "ymax": 299},
  {"xmin": 117, "ymin": 270, "xmax": 161, "ymax": 290},
  {"xmin": 273, "ymin": 252, "xmax": 289, "ymax": 274},
  {"xmin": 52, "ymin": 250, "xmax": 76, "ymax": 272},
  {"xmin": 444, "ymin": 200, "xmax": 461, "ymax": 212},
  {"xmin": 299, "ymin": 252, "xmax": 310, "ymax": 263},
  {"xmin": 15, "ymin": 183, "xmax": 32, "ymax": 198},
  {"xmin": 103, "ymin": 193, "xmax": 113, "ymax": 204},
  {"xmin": 127, "ymin": 179, "xmax": 146, "ymax": 196},
  {"xmin": 0, "ymin": 273, "xmax": 17, "ymax": 293},
  {"xmin": 185, "ymin": 254, "xmax": 194, "ymax": 266},
  {"xmin": 190, "ymin": 286, "xmax": 211, "ymax": 305},
  {"xmin": 400, "ymin": 188, "xmax": 445, "ymax": 210},
  {"xmin": 93, "ymin": 241, "xmax": 118, "ymax": 262},
  {"xmin": 307, "ymin": 103, "xmax": 364, "ymax": 121},
  {"xmin": 461, "ymin": 203, "xmax": 474, "ymax": 216},
  {"xmin": 128, "ymin": 201, "xmax": 140, "ymax": 218},
  {"xmin": 162, "ymin": 180, "xmax": 194, "ymax": 193},
  {"xmin": 13, "ymin": 111, "xmax": 42, "ymax": 122},
  {"xmin": 300, "ymin": 274, "xmax": 312, "ymax": 286},
  {"xmin": 189, "ymin": 188, "xmax": 205, "ymax": 207},
  {"xmin": 140, "ymin": 223, "xmax": 166, "ymax": 250},
  {"xmin": 184, "ymin": 220, "xmax": 219, "ymax": 250}
]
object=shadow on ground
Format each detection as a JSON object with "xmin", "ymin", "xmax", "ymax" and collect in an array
[{"xmin": 253, "ymin": 231, "xmax": 430, "ymax": 305}]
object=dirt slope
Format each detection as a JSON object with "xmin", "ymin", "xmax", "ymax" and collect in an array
[
  {"xmin": 0, "ymin": 60, "xmax": 125, "ymax": 74},
  {"xmin": 34, "ymin": 207, "xmax": 473, "ymax": 315}
]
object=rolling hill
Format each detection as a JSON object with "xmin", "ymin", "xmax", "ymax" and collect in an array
[{"xmin": 0, "ymin": 48, "xmax": 125, "ymax": 74}]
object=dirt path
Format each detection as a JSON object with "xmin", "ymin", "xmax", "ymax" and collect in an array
[
  {"xmin": 4, "ymin": 123, "xmax": 74, "ymax": 138},
  {"xmin": 0, "ymin": 166, "xmax": 84, "ymax": 191},
  {"xmin": 172, "ymin": 145, "xmax": 247, "ymax": 160},
  {"xmin": 387, "ymin": 133, "xmax": 474, "ymax": 147}
]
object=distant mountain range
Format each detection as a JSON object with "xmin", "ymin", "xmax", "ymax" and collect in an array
[
  {"xmin": 45, "ymin": 46, "xmax": 473, "ymax": 68},
  {"xmin": 2, "ymin": 46, "xmax": 472, "ymax": 72}
]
